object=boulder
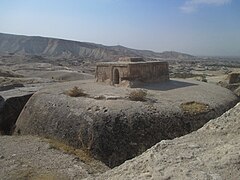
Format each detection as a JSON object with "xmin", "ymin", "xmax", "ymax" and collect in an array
[
  {"xmin": 15, "ymin": 79, "xmax": 238, "ymax": 167},
  {"xmin": 0, "ymin": 87, "xmax": 37, "ymax": 135},
  {"xmin": 0, "ymin": 94, "xmax": 33, "ymax": 135}
]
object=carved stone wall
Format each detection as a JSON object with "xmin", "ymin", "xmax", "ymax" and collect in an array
[
  {"xmin": 128, "ymin": 62, "xmax": 169, "ymax": 82},
  {"xmin": 96, "ymin": 61, "xmax": 169, "ymax": 86},
  {"xmin": 95, "ymin": 65, "xmax": 112, "ymax": 82},
  {"xmin": 96, "ymin": 64, "xmax": 129, "ymax": 85}
]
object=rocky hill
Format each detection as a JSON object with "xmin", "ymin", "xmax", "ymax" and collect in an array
[{"xmin": 0, "ymin": 33, "xmax": 194, "ymax": 61}]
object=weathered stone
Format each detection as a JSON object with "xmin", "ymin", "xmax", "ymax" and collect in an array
[
  {"xmin": 105, "ymin": 95, "xmax": 121, "ymax": 100},
  {"xmin": 14, "ymin": 79, "xmax": 238, "ymax": 167},
  {"xmin": 218, "ymin": 72, "xmax": 240, "ymax": 97},
  {"xmin": 0, "ymin": 83, "xmax": 24, "ymax": 91},
  {"xmin": 0, "ymin": 94, "xmax": 33, "ymax": 135},
  {"xmin": 226, "ymin": 72, "xmax": 240, "ymax": 84},
  {"xmin": 234, "ymin": 86, "xmax": 240, "ymax": 97},
  {"xmin": 94, "ymin": 102, "xmax": 240, "ymax": 180}
]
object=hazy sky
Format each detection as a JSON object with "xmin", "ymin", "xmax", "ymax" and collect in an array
[{"xmin": 0, "ymin": 0, "xmax": 240, "ymax": 56}]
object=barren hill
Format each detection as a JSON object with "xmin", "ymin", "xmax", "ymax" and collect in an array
[{"xmin": 0, "ymin": 33, "xmax": 194, "ymax": 61}]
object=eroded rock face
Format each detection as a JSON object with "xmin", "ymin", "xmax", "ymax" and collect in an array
[
  {"xmin": 218, "ymin": 72, "xmax": 240, "ymax": 97},
  {"xmin": 0, "ymin": 94, "xmax": 33, "ymax": 135},
  {"xmin": 227, "ymin": 72, "xmax": 240, "ymax": 84},
  {"xmin": 0, "ymin": 96, "xmax": 4, "ymax": 134},
  {"xmin": 235, "ymin": 86, "xmax": 240, "ymax": 97},
  {"xmin": 94, "ymin": 102, "xmax": 240, "ymax": 180},
  {"xmin": 15, "ymin": 80, "xmax": 238, "ymax": 167},
  {"xmin": 0, "ymin": 83, "xmax": 24, "ymax": 91}
]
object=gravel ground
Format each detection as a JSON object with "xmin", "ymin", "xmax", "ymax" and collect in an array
[{"xmin": 0, "ymin": 136, "xmax": 109, "ymax": 180}]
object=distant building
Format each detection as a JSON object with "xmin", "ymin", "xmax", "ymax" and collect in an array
[{"xmin": 95, "ymin": 57, "xmax": 169, "ymax": 86}]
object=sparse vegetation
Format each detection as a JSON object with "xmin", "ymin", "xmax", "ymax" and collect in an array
[
  {"xmin": 129, "ymin": 89, "xmax": 147, "ymax": 101},
  {"xmin": 180, "ymin": 101, "xmax": 209, "ymax": 114},
  {"xmin": 65, "ymin": 86, "xmax": 88, "ymax": 97},
  {"xmin": 45, "ymin": 138, "xmax": 93, "ymax": 164}
]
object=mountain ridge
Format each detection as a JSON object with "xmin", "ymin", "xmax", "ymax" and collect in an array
[{"xmin": 0, "ymin": 32, "xmax": 194, "ymax": 61}]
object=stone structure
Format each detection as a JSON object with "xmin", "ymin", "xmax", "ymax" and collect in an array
[{"xmin": 96, "ymin": 57, "xmax": 169, "ymax": 86}]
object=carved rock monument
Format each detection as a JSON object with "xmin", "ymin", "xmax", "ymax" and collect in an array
[{"xmin": 96, "ymin": 57, "xmax": 169, "ymax": 86}]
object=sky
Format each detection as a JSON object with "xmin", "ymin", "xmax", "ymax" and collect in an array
[{"xmin": 0, "ymin": 0, "xmax": 240, "ymax": 56}]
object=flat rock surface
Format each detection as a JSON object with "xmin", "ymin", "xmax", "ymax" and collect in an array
[
  {"xmin": 92, "ymin": 102, "xmax": 240, "ymax": 180},
  {"xmin": 0, "ymin": 135, "xmax": 109, "ymax": 180},
  {"xmin": 16, "ymin": 78, "xmax": 238, "ymax": 112}
]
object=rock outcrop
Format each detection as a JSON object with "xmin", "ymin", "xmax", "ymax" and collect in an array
[
  {"xmin": 1, "ymin": 102, "xmax": 239, "ymax": 180},
  {"xmin": 235, "ymin": 86, "xmax": 240, "ymax": 97},
  {"xmin": 0, "ymin": 94, "xmax": 33, "ymax": 135},
  {"xmin": 227, "ymin": 72, "xmax": 240, "ymax": 84},
  {"xmin": 94, "ymin": 102, "xmax": 240, "ymax": 180},
  {"xmin": 218, "ymin": 72, "xmax": 240, "ymax": 97},
  {"xmin": 15, "ymin": 79, "xmax": 238, "ymax": 167}
]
